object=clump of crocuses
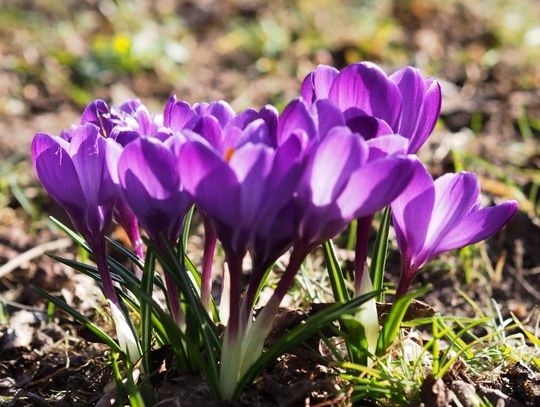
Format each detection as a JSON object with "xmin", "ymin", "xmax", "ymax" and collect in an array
[{"xmin": 31, "ymin": 61, "xmax": 517, "ymax": 400}]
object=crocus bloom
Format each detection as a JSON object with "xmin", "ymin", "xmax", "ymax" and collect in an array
[
  {"xmin": 31, "ymin": 123, "xmax": 122, "ymax": 306},
  {"xmin": 391, "ymin": 163, "xmax": 518, "ymax": 296},
  {"xmin": 80, "ymin": 98, "xmax": 170, "ymax": 261},
  {"xmin": 300, "ymin": 62, "xmax": 441, "ymax": 152},
  {"xmin": 118, "ymin": 135, "xmax": 194, "ymax": 323},
  {"xmin": 179, "ymin": 128, "xmax": 305, "ymax": 331}
]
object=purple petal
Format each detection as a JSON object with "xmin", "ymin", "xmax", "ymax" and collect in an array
[
  {"xmin": 163, "ymin": 96, "xmax": 198, "ymax": 132},
  {"xmin": 118, "ymin": 138, "xmax": 188, "ymax": 241},
  {"xmin": 197, "ymin": 101, "xmax": 235, "ymax": 127},
  {"xmin": 262, "ymin": 133, "xmax": 305, "ymax": 217},
  {"xmin": 367, "ymin": 134, "xmax": 409, "ymax": 161},
  {"xmin": 68, "ymin": 124, "xmax": 108, "ymax": 207},
  {"xmin": 31, "ymin": 133, "xmax": 86, "ymax": 220},
  {"xmin": 312, "ymin": 99, "xmax": 345, "ymax": 139},
  {"xmin": 299, "ymin": 126, "xmax": 368, "ymax": 207},
  {"xmin": 229, "ymin": 144, "xmax": 273, "ymax": 228},
  {"xmin": 390, "ymin": 160, "xmax": 435, "ymax": 262},
  {"xmin": 390, "ymin": 67, "xmax": 441, "ymax": 152},
  {"xmin": 277, "ymin": 99, "xmax": 317, "ymax": 145},
  {"xmin": 118, "ymin": 99, "xmax": 143, "ymax": 115},
  {"xmin": 421, "ymin": 172, "xmax": 483, "ymax": 261},
  {"xmin": 434, "ymin": 200, "xmax": 518, "ymax": 255},
  {"xmin": 329, "ymin": 62, "xmax": 402, "ymax": 129},
  {"xmin": 259, "ymin": 104, "xmax": 279, "ymax": 145},
  {"xmin": 228, "ymin": 108, "xmax": 260, "ymax": 129},
  {"xmin": 300, "ymin": 65, "xmax": 339, "ymax": 105},
  {"xmin": 178, "ymin": 140, "xmax": 240, "ymax": 223},
  {"xmin": 344, "ymin": 108, "xmax": 394, "ymax": 139},
  {"xmin": 338, "ymin": 155, "xmax": 417, "ymax": 219},
  {"xmin": 191, "ymin": 115, "xmax": 223, "ymax": 151}
]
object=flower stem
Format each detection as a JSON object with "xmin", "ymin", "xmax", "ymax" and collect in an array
[
  {"xmin": 201, "ymin": 216, "xmax": 217, "ymax": 310},
  {"xmin": 164, "ymin": 273, "xmax": 184, "ymax": 326},
  {"xmin": 226, "ymin": 253, "xmax": 244, "ymax": 339},
  {"xmin": 241, "ymin": 262, "xmax": 268, "ymax": 324},
  {"xmin": 268, "ymin": 246, "xmax": 309, "ymax": 307},
  {"xmin": 92, "ymin": 238, "xmax": 121, "ymax": 308},
  {"xmin": 354, "ymin": 215, "xmax": 373, "ymax": 297},
  {"xmin": 395, "ymin": 259, "xmax": 416, "ymax": 298}
]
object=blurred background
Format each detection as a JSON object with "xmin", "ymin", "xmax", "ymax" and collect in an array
[{"xmin": 1, "ymin": 0, "xmax": 540, "ymax": 315}]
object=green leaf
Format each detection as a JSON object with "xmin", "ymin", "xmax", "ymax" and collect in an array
[
  {"xmin": 322, "ymin": 239, "xmax": 350, "ymax": 303},
  {"xmin": 369, "ymin": 207, "xmax": 391, "ymax": 302},
  {"xmin": 376, "ymin": 285, "xmax": 431, "ymax": 356},
  {"xmin": 233, "ymin": 289, "xmax": 381, "ymax": 399},
  {"xmin": 140, "ymin": 249, "xmax": 156, "ymax": 375},
  {"xmin": 182, "ymin": 205, "xmax": 195, "ymax": 252},
  {"xmin": 33, "ymin": 286, "xmax": 123, "ymax": 354}
]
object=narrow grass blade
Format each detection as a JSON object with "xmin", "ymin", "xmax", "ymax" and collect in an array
[
  {"xmin": 49, "ymin": 216, "xmax": 91, "ymax": 252},
  {"xmin": 182, "ymin": 205, "xmax": 195, "ymax": 252},
  {"xmin": 369, "ymin": 207, "xmax": 391, "ymax": 302},
  {"xmin": 34, "ymin": 286, "xmax": 122, "ymax": 353},
  {"xmin": 322, "ymin": 239, "xmax": 349, "ymax": 303},
  {"xmin": 233, "ymin": 289, "xmax": 381, "ymax": 399},
  {"xmin": 140, "ymin": 249, "xmax": 156, "ymax": 375},
  {"xmin": 376, "ymin": 285, "xmax": 431, "ymax": 356}
]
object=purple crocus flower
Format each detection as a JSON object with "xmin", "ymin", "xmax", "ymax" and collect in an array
[
  {"xmin": 118, "ymin": 135, "xmax": 193, "ymax": 324},
  {"xmin": 31, "ymin": 123, "xmax": 122, "ymax": 306},
  {"xmin": 300, "ymin": 62, "xmax": 441, "ymax": 152},
  {"xmin": 178, "ymin": 126, "xmax": 305, "ymax": 334},
  {"xmin": 391, "ymin": 163, "xmax": 518, "ymax": 296},
  {"xmin": 166, "ymin": 95, "xmax": 282, "ymax": 309},
  {"xmin": 265, "ymin": 126, "xmax": 418, "ymax": 311},
  {"xmin": 80, "ymin": 98, "xmax": 170, "ymax": 262}
]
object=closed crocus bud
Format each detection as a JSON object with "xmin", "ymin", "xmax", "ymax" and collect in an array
[
  {"xmin": 391, "ymin": 163, "xmax": 518, "ymax": 297},
  {"xmin": 31, "ymin": 123, "xmax": 122, "ymax": 306},
  {"xmin": 118, "ymin": 135, "xmax": 194, "ymax": 325}
]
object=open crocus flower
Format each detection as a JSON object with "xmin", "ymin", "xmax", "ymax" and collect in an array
[
  {"xmin": 391, "ymin": 163, "xmax": 518, "ymax": 297},
  {"xmin": 31, "ymin": 124, "xmax": 122, "ymax": 305},
  {"xmin": 300, "ymin": 62, "xmax": 441, "ymax": 152}
]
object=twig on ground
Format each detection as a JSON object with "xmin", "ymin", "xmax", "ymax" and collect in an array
[{"xmin": 0, "ymin": 238, "xmax": 71, "ymax": 279}]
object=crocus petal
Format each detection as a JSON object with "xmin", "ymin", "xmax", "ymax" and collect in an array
[
  {"xmin": 32, "ymin": 133, "xmax": 86, "ymax": 219},
  {"xmin": 277, "ymin": 99, "xmax": 317, "ymax": 145},
  {"xmin": 329, "ymin": 62, "xmax": 402, "ymax": 129},
  {"xmin": 337, "ymin": 155, "xmax": 417, "ymax": 219},
  {"xmin": 118, "ymin": 138, "xmax": 187, "ymax": 241},
  {"xmin": 259, "ymin": 105, "xmax": 279, "ymax": 145},
  {"xmin": 390, "ymin": 160, "xmax": 435, "ymax": 262},
  {"xmin": 229, "ymin": 144, "xmax": 273, "ymax": 228},
  {"xmin": 422, "ymin": 172, "xmax": 481, "ymax": 260},
  {"xmin": 68, "ymin": 124, "xmax": 106, "ymax": 207},
  {"xmin": 433, "ymin": 200, "xmax": 518, "ymax": 255},
  {"xmin": 344, "ymin": 108, "xmax": 394, "ymax": 139},
  {"xmin": 262, "ymin": 132, "xmax": 305, "ymax": 217},
  {"xmin": 118, "ymin": 99, "xmax": 143, "ymax": 115},
  {"xmin": 201, "ymin": 101, "xmax": 236, "ymax": 127},
  {"xmin": 178, "ymin": 140, "xmax": 240, "ymax": 223},
  {"xmin": 163, "ymin": 96, "xmax": 198, "ymax": 132},
  {"xmin": 407, "ymin": 79, "xmax": 441, "ymax": 153},
  {"xmin": 366, "ymin": 134, "xmax": 409, "ymax": 161},
  {"xmin": 391, "ymin": 67, "xmax": 441, "ymax": 153},
  {"xmin": 312, "ymin": 99, "xmax": 345, "ymax": 139},
  {"xmin": 81, "ymin": 99, "xmax": 116, "ymax": 136},
  {"xmin": 300, "ymin": 65, "xmax": 339, "ymax": 105},
  {"xmin": 191, "ymin": 115, "xmax": 223, "ymax": 151},
  {"xmin": 299, "ymin": 126, "xmax": 368, "ymax": 207}
]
